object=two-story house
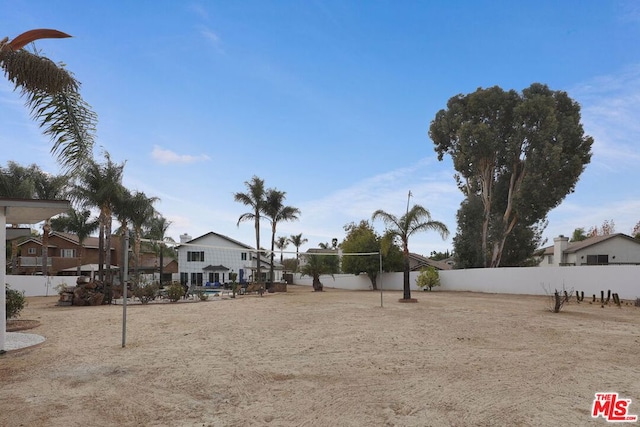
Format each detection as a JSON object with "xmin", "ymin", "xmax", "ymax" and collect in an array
[
  {"xmin": 16, "ymin": 231, "xmax": 119, "ymax": 276},
  {"xmin": 177, "ymin": 232, "xmax": 281, "ymax": 286},
  {"xmin": 540, "ymin": 233, "xmax": 640, "ymax": 267}
]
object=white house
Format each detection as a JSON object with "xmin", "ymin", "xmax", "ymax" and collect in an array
[
  {"xmin": 177, "ymin": 232, "xmax": 282, "ymax": 285},
  {"xmin": 540, "ymin": 233, "xmax": 640, "ymax": 267}
]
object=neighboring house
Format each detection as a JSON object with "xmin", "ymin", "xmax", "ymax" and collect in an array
[
  {"xmin": 540, "ymin": 233, "xmax": 640, "ymax": 267},
  {"xmin": 177, "ymin": 232, "xmax": 282, "ymax": 286},
  {"xmin": 409, "ymin": 253, "xmax": 453, "ymax": 271},
  {"xmin": 298, "ymin": 248, "xmax": 340, "ymax": 270},
  {"xmin": 16, "ymin": 231, "xmax": 119, "ymax": 276},
  {"xmin": 16, "ymin": 231, "xmax": 174, "ymax": 279}
]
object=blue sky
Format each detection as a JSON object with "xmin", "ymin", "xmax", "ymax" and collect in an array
[{"xmin": 1, "ymin": 1, "xmax": 639, "ymax": 256}]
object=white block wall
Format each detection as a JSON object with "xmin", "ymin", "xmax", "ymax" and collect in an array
[{"xmin": 294, "ymin": 265, "xmax": 640, "ymax": 300}]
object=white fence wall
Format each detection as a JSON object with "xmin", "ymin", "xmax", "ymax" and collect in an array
[
  {"xmin": 6, "ymin": 275, "xmax": 80, "ymax": 297},
  {"xmin": 293, "ymin": 265, "xmax": 640, "ymax": 299}
]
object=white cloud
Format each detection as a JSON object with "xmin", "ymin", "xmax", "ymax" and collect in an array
[
  {"xmin": 151, "ymin": 145, "xmax": 210, "ymax": 164},
  {"xmin": 198, "ymin": 26, "xmax": 224, "ymax": 53},
  {"xmin": 295, "ymin": 157, "xmax": 460, "ymax": 252},
  {"xmin": 572, "ymin": 65, "xmax": 640, "ymax": 167}
]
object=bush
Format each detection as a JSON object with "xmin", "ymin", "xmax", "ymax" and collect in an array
[
  {"xmin": 416, "ymin": 266, "xmax": 440, "ymax": 291},
  {"xmin": 6, "ymin": 285, "xmax": 27, "ymax": 319},
  {"xmin": 132, "ymin": 279, "xmax": 160, "ymax": 304},
  {"xmin": 167, "ymin": 282, "xmax": 185, "ymax": 302}
]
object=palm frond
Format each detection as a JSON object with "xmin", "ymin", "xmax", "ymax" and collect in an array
[
  {"xmin": 26, "ymin": 89, "xmax": 97, "ymax": 173},
  {"xmin": 0, "ymin": 48, "xmax": 77, "ymax": 94}
]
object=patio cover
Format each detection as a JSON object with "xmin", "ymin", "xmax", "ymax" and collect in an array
[{"xmin": 1, "ymin": 198, "xmax": 70, "ymax": 353}]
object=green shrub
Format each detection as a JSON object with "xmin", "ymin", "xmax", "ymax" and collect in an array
[
  {"xmin": 6, "ymin": 285, "xmax": 27, "ymax": 319},
  {"xmin": 167, "ymin": 282, "xmax": 185, "ymax": 302},
  {"xmin": 132, "ymin": 279, "xmax": 160, "ymax": 304},
  {"xmin": 415, "ymin": 266, "xmax": 441, "ymax": 291},
  {"xmin": 196, "ymin": 291, "xmax": 208, "ymax": 301}
]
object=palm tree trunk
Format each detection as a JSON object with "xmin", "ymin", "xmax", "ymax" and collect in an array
[
  {"xmin": 403, "ymin": 247, "xmax": 411, "ymax": 300},
  {"xmin": 76, "ymin": 242, "xmax": 83, "ymax": 276},
  {"xmin": 159, "ymin": 243, "xmax": 164, "ymax": 286},
  {"xmin": 42, "ymin": 220, "xmax": 50, "ymax": 276},
  {"xmin": 98, "ymin": 219, "xmax": 105, "ymax": 281},
  {"xmin": 255, "ymin": 216, "xmax": 261, "ymax": 285},
  {"xmin": 269, "ymin": 223, "xmax": 276, "ymax": 289}
]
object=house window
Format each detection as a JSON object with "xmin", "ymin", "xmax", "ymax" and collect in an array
[
  {"xmin": 187, "ymin": 251, "xmax": 205, "ymax": 262},
  {"xmin": 548, "ymin": 255, "xmax": 553, "ymax": 264},
  {"xmin": 191, "ymin": 272, "xmax": 203, "ymax": 285},
  {"xmin": 241, "ymin": 252, "xmax": 247, "ymax": 261},
  {"xmin": 586, "ymin": 255, "xmax": 608, "ymax": 265},
  {"xmin": 180, "ymin": 272, "xmax": 188, "ymax": 285},
  {"xmin": 28, "ymin": 247, "xmax": 37, "ymax": 255},
  {"xmin": 60, "ymin": 249, "xmax": 76, "ymax": 258}
]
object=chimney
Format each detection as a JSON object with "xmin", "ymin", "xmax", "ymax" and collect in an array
[
  {"xmin": 553, "ymin": 235, "xmax": 569, "ymax": 266},
  {"xmin": 179, "ymin": 233, "xmax": 192, "ymax": 244}
]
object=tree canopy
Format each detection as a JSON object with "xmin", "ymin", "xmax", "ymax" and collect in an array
[
  {"xmin": 340, "ymin": 220, "xmax": 402, "ymax": 290},
  {"xmin": 430, "ymin": 83, "xmax": 593, "ymax": 267}
]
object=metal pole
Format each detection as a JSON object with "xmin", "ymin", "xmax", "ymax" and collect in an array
[
  {"xmin": 379, "ymin": 252, "xmax": 383, "ymax": 308},
  {"xmin": 122, "ymin": 230, "xmax": 129, "ymax": 348},
  {"xmin": 0, "ymin": 210, "xmax": 6, "ymax": 353}
]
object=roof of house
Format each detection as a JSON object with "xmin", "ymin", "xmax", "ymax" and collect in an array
[
  {"xmin": 542, "ymin": 233, "xmax": 640, "ymax": 255},
  {"xmin": 16, "ymin": 231, "xmax": 107, "ymax": 249},
  {"xmin": 305, "ymin": 248, "xmax": 338, "ymax": 254},
  {"xmin": 179, "ymin": 231, "xmax": 254, "ymax": 250},
  {"xmin": 408, "ymin": 253, "xmax": 453, "ymax": 271}
]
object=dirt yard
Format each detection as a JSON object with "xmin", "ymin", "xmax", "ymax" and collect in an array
[{"xmin": 1, "ymin": 285, "xmax": 639, "ymax": 426}]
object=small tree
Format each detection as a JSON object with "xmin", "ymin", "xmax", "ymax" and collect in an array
[{"xmin": 415, "ymin": 266, "xmax": 440, "ymax": 291}]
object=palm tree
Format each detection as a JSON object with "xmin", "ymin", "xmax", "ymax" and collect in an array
[
  {"xmin": 262, "ymin": 189, "xmax": 300, "ymax": 287},
  {"xmin": 71, "ymin": 153, "xmax": 125, "ymax": 282},
  {"xmin": 33, "ymin": 168, "xmax": 68, "ymax": 276},
  {"xmin": 128, "ymin": 191, "xmax": 159, "ymax": 277},
  {"xmin": 234, "ymin": 176, "xmax": 266, "ymax": 285},
  {"xmin": 275, "ymin": 236, "xmax": 288, "ymax": 264},
  {"xmin": 1, "ymin": 29, "xmax": 97, "ymax": 174},
  {"xmin": 372, "ymin": 204, "xmax": 449, "ymax": 301},
  {"xmin": 287, "ymin": 233, "xmax": 308, "ymax": 272},
  {"xmin": 299, "ymin": 251, "xmax": 339, "ymax": 292},
  {"xmin": 50, "ymin": 208, "xmax": 99, "ymax": 275},
  {"xmin": 144, "ymin": 215, "xmax": 175, "ymax": 286}
]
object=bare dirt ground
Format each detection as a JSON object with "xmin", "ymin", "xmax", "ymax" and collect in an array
[{"xmin": 1, "ymin": 285, "xmax": 639, "ymax": 427}]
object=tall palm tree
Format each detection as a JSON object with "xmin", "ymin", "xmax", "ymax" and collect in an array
[
  {"xmin": 71, "ymin": 153, "xmax": 125, "ymax": 282},
  {"xmin": 51, "ymin": 208, "xmax": 99, "ymax": 276},
  {"xmin": 144, "ymin": 214, "xmax": 175, "ymax": 286},
  {"xmin": 33, "ymin": 168, "xmax": 68, "ymax": 276},
  {"xmin": 234, "ymin": 176, "xmax": 266, "ymax": 284},
  {"xmin": 372, "ymin": 204, "xmax": 449, "ymax": 301},
  {"xmin": 262, "ymin": 189, "xmax": 300, "ymax": 286},
  {"xmin": 128, "ymin": 191, "xmax": 159, "ymax": 276},
  {"xmin": 287, "ymin": 233, "xmax": 308, "ymax": 272},
  {"xmin": 275, "ymin": 236, "xmax": 288, "ymax": 264},
  {"xmin": 1, "ymin": 29, "xmax": 97, "ymax": 174}
]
